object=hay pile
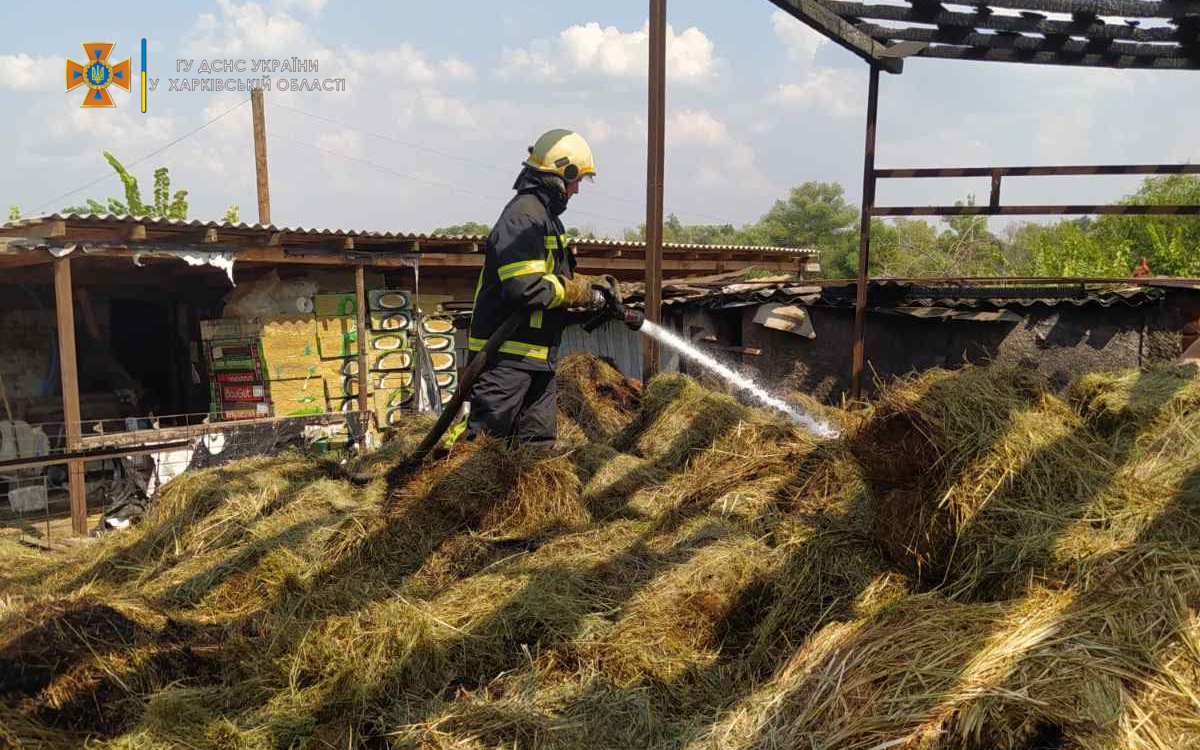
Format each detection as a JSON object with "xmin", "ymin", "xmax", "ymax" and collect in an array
[
  {"xmin": 557, "ymin": 353, "xmax": 642, "ymax": 443},
  {"xmin": 2, "ymin": 356, "xmax": 1198, "ymax": 750}
]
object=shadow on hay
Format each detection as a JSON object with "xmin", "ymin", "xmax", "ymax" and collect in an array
[
  {"xmin": 950, "ymin": 366, "xmax": 1192, "ymax": 601},
  {"xmin": 577, "ymin": 399, "xmax": 756, "ymax": 522},
  {"xmin": 156, "ymin": 513, "xmax": 337, "ymax": 607},
  {"xmin": 0, "ymin": 599, "xmax": 224, "ymax": 739},
  {"xmin": 295, "ymin": 401, "xmax": 757, "ymax": 744},
  {"xmin": 63, "ymin": 460, "xmax": 323, "ymax": 592},
  {"xmin": 594, "ymin": 366, "xmax": 1096, "ymax": 749},
  {"xmin": 339, "ymin": 515, "xmax": 736, "ymax": 746},
  {"xmin": 431, "ymin": 434, "xmax": 883, "ymax": 748},
  {"xmin": 707, "ymin": 366, "xmax": 1198, "ymax": 750},
  {"xmin": 935, "ymin": 369, "xmax": 1197, "ymax": 750}
]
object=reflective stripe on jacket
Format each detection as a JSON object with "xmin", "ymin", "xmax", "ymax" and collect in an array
[{"xmin": 468, "ymin": 192, "xmax": 576, "ymax": 371}]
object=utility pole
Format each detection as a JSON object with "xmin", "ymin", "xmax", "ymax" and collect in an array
[
  {"xmin": 642, "ymin": 0, "xmax": 667, "ymax": 384},
  {"xmin": 251, "ymin": 88, "xmax": 271, "ymax": 225}
]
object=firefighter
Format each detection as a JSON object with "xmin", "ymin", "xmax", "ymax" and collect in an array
[{"xmin": 466, "ymin": 129, "xmax": 617, "ymax": 448}]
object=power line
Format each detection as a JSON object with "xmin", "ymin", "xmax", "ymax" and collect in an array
[
  {"xmin": 270, "ymin": 101, "xmax": 512, "ymax": 177},
  {"xmin": 32, "ymin": 97, "xmax": 251, "ymax": 214},
  {"xmin": 271, "ymin": 132, "xmax": 640, "ymax": 227},
  {"xmin": 268, "ymin": 100, "xmax": 744, "ymax": 227}
]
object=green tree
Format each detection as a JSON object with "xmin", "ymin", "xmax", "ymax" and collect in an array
[
  {"xmin": 223, "ymin": 205, "xmax": 241, "ymax": 224},
  {"xmin": 432, "ymin": 221, "xmax": 492, "ymax": 236},
  {"xmin": 1093, "ymin": 175, "xmax": 1200, "ymax": 276},
  {"xmin": 63, "ymin": 151, "xmax": 192, "ymax": 220},
  {"xmin": 931, "ymin": 197, "xmax": 1005, "ymax": 276},
  {"xmin": 754, "ymin": 182, "xmax": 859, "ymax": 248},
  {"xmin": 1003, "ymin": 176, "xmax": 1200, "ymax": 277},
  {"xmin": 871, "ymin": 218, "xmax": 942, "ymax": 277},
  {"xmin": 623, "ymin": 213, "xmax": 752, "ymax": 245},
  {"xmin": 1017, "ymin": 220, "xmax": 1123, "ymax": 277},
  {"xmin": 566, "ymin": 226, "xmax": 601, "ymax": 240},
  {"xmin": 6, "ymin": 206, "xmax": 19, "ymax": 222}
]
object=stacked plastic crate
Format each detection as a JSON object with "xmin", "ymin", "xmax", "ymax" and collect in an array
[
  {"xmin": 419, "ymin": 315, "xmax": 459, "ymax": 407},
  {"xmin": 200, "ymin": 289, "xmax": 460, "ymax": 429},
  {"xmin": 312, "ymin": 292, "xmax": 366, "ymax": 414},
  {"xmin": 201, "ymin": 319, "xmax": 271, "ymax": 421},
  {"xmin": 366, "ymin": 290, "xmax": 415, "ymax": 427}
]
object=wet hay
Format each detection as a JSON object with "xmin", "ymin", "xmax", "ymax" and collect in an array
[
  {"xmin": 557, "ymin": 353, "xmax": 642, "ymax": 442},
  {"xmin": 1, "ymin": 355, "xmax": 1197, "ymax": 750}
]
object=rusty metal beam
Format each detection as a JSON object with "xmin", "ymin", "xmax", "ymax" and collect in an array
[
  {"xmin": 850, "ymin": 65, "xmax": 880, "ymax": 402},
  {"xmin": 911, "ymin": 45, "xmax": 1200, "ymax": 70},
  {"xmin": 875, "ymin": 164, "xmax": 1200, "ymax": 178},
  {"xmin": 969, "ymin": 0, "xmax": 1194, "ymax": 17},
  {"xmin": 871, "ymin": 204, "xmax": 1200, "ymax": 217},
  {"xmin": 643, "ymin": 0, "xmax": 667, "ymax": 383}
]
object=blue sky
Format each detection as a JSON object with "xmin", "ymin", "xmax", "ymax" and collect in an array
[{"xmin": 2, "ymin": 0, "xmax": 1199, "ymax": 238}]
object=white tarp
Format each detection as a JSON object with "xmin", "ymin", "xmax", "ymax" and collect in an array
[{"xmin": 132, "ymin": 248, "xmax": 237, "ymax": 284}]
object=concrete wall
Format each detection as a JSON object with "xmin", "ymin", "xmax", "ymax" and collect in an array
[{"xmin": 740, "ymin": 292, "xmax": 1194, "ymax": 403}]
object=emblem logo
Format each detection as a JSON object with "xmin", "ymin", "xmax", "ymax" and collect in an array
[{"xmin": 66, "ymin": 43, "xmax": 131, "ymax": 108}]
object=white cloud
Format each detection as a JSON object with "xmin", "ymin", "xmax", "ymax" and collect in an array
[
  {"xmin": 200, "ymin": 91, "xmax": 253, "ymax": 139},
  {"xmin": 272, "ymin": 0, "xmax": 326, "ymax": 13},
  {"xmin": 499, "ymin": 42, "xmax": 559, "ymax": 82},
  {"xmin": 502, "ymin": 21, "xmax": 717, "ymax": 83},
  {"xmin": 49, "ymin": 104, "xmax": 175, "ymax": 147},
  {"xmin": 668, "ymin": 110, "xmax": 728, "ymax": 145},
  {"xmin": 313, "ymin": 129, "xmax": 367, "ymax": 191},
  {"xmin": 0, "ymin": 54, "xmax": 59, "ymax": 91},
  {"xmin": 341, "ymin": 44, "xmax": 477, "ymax": 92},
  {"xmin": 316, "ymin": 129, "xmax": 362, "ymax": 158},
  {"xmin": 770, "ymin": 10, "xmax": 827, "ymax": 65},
  {"xmin": 585, "ymin": 117, "xmax": 613, "ymax": 143},
  {"xmin": 772, "ymin": 69, "xmax": 864, "ymax": 117},
  {"xmin": 420, "ymin": 91, "xmax": 476, "ymax": 129},
  {"xmin": 440, "ymin": 56, "xmax": 476, "ymax": 82},
  {"xmin": 183, "ymin": 0, "xmax": 316, "ymax": 59}
]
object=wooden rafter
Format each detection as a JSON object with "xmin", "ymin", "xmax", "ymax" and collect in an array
[{"xmin": 767, "ymin": 0, "xmax": 904, "ymax": 73}]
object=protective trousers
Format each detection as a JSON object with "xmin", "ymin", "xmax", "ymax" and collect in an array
[{"xmin": 466, "ymin": 362, "xmax": 557, "ymax": 447}]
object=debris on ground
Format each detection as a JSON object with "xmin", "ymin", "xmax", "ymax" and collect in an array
[{"xmin": 1, "ymin": 355, "xmax": 1197, "ymax": 749}]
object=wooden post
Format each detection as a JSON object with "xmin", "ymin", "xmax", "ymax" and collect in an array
[
  {"xmin": 642, "ymin": 0, "xmax": 667, "ymax": 383},
  {"xmin": 54, "ymin": 257, "xmax": 87, "ymax": 535},
  {"xmin": 251, "ymin": 88, "xmax": 271, "ymax": 225},
  {"xmin": 850, "ymin": 66, "xmax": 880, "ymax": 401},
  {"xmin": 354, "ymin": 266, "xmax": 370, "ymax": 430}
]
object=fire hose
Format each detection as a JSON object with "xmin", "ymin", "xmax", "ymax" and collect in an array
[{"xmin": 347, "ymin": 285, "xmax": 642, "ymax": 487}]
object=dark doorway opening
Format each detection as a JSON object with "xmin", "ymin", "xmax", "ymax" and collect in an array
[{"xmin": 109, "ymin": 298, "xmax": 176, "ymax": 416}]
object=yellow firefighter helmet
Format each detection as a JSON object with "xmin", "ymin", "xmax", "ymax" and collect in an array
[{"xmin": 524, "ymin": 129, "xmax": 596, "ymax": 183}]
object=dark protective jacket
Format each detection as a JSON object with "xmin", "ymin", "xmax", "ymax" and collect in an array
[{"xmin": 468, "ymin": 172, "xmax": 577, "ymax": 371}]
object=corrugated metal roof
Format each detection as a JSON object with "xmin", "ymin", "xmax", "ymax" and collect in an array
[
  {"xmin": 0, "ymin": 213, "xmax": 818, "ymax": 257},
  {"xmin": 621, "ymin": 276, "xmax": 1166, "ymax": 311}
]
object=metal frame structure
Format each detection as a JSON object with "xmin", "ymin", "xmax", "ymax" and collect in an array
[{"xmin": 745, "ymin": 0, "xmax": 1200, "ymax": 398}]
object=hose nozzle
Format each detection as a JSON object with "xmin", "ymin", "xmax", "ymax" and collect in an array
[{"xmin": 582, "ymin": 285, "xmax": 641, "ymax": 333}]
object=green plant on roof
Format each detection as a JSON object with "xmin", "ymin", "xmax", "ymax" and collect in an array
[{"xmin": 62, "ymin": 151, "xmax": 241, "ymax": 223}]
